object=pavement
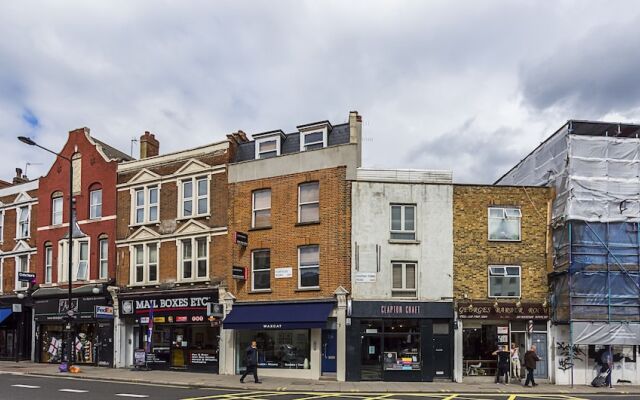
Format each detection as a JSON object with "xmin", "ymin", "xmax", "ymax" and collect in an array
[{"xmin": 1, "ymin": 361, "xmax": 640, "ymax": 397}]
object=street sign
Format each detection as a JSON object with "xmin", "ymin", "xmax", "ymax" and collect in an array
[
  {"xmin": 207, "ymin": 303, "xmax": 224, "ymax": 317},
  {"xmin": 234, "ymin": 231, "xmax": 248, "ymax": 246},
  {"xmin": 17, "ymin": 272, "xmax": 36, "ymax": 282},
  {"xmin": 232, "ymin": 266, "xmax": 247, "ymax": 280},
  {"xmin": 12, "ymin": 304, "xmax": 22, "ymax": 313}
]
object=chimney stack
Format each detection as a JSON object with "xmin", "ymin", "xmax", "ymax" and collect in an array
[
  {"xmin": 140, "ymin": 131, "xmax": 159, "ymax": 159},
  {"xmin": 13, "ymin": 167, "xmax": 28, "ymax": 184},
  {"xmin": 349, "ymin": 111, "xmax": 363, "ymax": 167}
]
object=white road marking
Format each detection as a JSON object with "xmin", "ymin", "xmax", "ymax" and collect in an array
[
  {"xmin": 11, "ymin": 384, "xmax": 40, "ymax": 388},
  {"xmin": 59, "ymin": 388, "xmax": 89, "ymax": 393},
  {"xmin": 116, "ymin": 395, "xmax": 149, "ymax": 398}
]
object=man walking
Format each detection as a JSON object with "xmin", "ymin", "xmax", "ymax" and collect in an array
[
  {"xmin": 523, "ymin": 344, "xmax": 540, "ymax": 387},
  {"xmin": 510, "ymin": 343, "xmax": 521, "ymax": 381},
  {"xmin": 601, "ymin": 345, "xmax": 613, "ymax": 388},
  {"xmin": 240, "ymin": 340, "xmax": 261, "ymax": 384}
]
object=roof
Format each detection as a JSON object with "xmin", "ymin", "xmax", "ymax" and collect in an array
[
  {"xmin": 93, "ymin": 137, "xmax": 134, "ymax": 161},
  {"xmin": 356, "ymin": 168, "xmax": 452, "ymax": 184}
]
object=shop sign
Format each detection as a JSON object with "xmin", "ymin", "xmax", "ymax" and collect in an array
[
  {"xmin": 274, "ymin": 267, "xmax": 292, "ymax": 279},
  {"xmin": 350, "ymin": 301, "xmax": 453, "ymax": 319},
  {"xmin": 234, "ymin": 231, "xmax": 248, "ymax": 246},
  {"xmin": 34, "ymin": 296, "xmax": 107, "ymax": 322},
  {"xmin": 95, "ymin": 306, "xmax": 114, "ymax": 319},
  {"xmin": 190, "ymin": 352, "xmax": 217, "ymax": 365},
  {"xmin": 17, "ymin": 271, "xmax": 36, "ymax": 282},
  {"xmin": 119, "ymin": 291, "xmax": 217, "ymax": 322},
  {"xmin": 176, "ymin": 316, "xmax": 188, "ymax": 322},
  {"xmin": 207, "ymin": 303, "xmax": 224, "ymax": 317},
  {"xmin": 457, "ymin": 301, "xmax": 549, "ymax": 320},
  {"xmin": 355, "ymin": 272, "xmax": 376, "ymax": 283},
  {"xmin": 153, "ymin": 317, "xmax": 165, "ymax": 323},
  {"xmin": 12, "ymin": 303, "xmax": 22, "ymax": 313},
  {"xmin": 232, "ymin": 266, "xmax": 247, "ymax": 280}
]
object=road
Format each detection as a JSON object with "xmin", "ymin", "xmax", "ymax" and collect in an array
[{"xmin": 0, "ymin": 373, "xmax": 638, "ymax": 400}]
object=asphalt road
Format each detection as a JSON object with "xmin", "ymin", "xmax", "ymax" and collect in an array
[{"xmin": 0, "ymin": 373, "xmax": 639, "ymax": 400}]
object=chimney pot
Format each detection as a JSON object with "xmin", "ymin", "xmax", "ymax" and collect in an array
[{"xmin": 140, "ymin": 131, "xmax": 160, "ymax": 159}]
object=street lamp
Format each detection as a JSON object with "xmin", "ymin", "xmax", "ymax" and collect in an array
[{"xmin": 18, "ymin": 136, "xmax": 75, "ymax": 372}]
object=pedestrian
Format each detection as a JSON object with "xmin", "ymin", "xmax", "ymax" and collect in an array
[
  {"xmin": 240, "ymin": 340, "xmax": 262, "ymax": 384},
  {"xmin": 492, "ymin": 345, "xmax": 510, "ymax": 384},
  {"xmin": 523, "ymin": 344, "xmax": 540, "ymax": 387},
  {"xmin": 601, "ymin": 345, "xmax": 613, "ymax": 389},
  {"xmin": 510, "ymin": 343, "xmax": 521, "ymax": 381}
]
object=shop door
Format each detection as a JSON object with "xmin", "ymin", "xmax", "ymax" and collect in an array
[
  {"xmin": 532, "ymin": 332, "xmax": 547, "ymax": 378},
  {"xmin": 432, "ymin": 335, "xmax": 451, "ymax": 378},
  {"xmin": 171, "ymin": 327, "xmax": 188, "ymax": 368},
  {"xmin": 97, "ymin": 322, "xmax": 114, "ymax": 367},
  {"xmin": 361, "ymin": 336, "xmax": 382, "ymax": 380},
  {"xmin": 321, "ymin": 329, "xmax": 337, "ymax": 373}
]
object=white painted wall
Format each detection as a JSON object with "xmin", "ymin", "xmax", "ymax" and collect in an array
[{"xmin": 351, "ymin": 179, "xmax": 454, "ymax": 301}]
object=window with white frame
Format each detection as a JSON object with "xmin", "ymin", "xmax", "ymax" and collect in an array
[
  {"xmin": 392, "ymin": 262, "xmax": 417, "ymax": 297},
  {"xmin": 298, "ymin": 182, "xmax": 319, "ymax": 223},
  {"xmin": 132, "ymin": 243, "xmax": 159, "ymax": 284},
  {"xmin": 488, "ymin": 266, "xmax": 521, "ymax": 297},
  {"xmin": 16, "ymin": 255, "xmax": 29, "ymax": 290},
  {"xmin": 99, "ymin": 237, "xmax": 108, "ymax": 279},
  {"xmin": 488, "ymin": 207, "xmax": 522, "ymax": 241},
  {"xmin": 44, "ymin": 244, "xmax": 53, "ymax": 284},
  {"xmin": 0, "ymin": 210, "xmax": 4, "ymax": 243},
  {"xmin": 390, "ymin": 204, "xmax": 416, "ymax": 240},
  {"xmin": 58, "ymin": 239, "xmax": 90, "ymax": 282},
  {"xmin": 256, "ymin": 138, "xmax": 279, "ymax": 159},
  {"xmin": 298, "ymin": 245, "xmax": 319, "ymax": 288},
  {"xmin": 90, "ymin": 188, "xmax": 102, "ymax": 219},
  {"xmin": 252, "ymin": 189, "xmax": 271, "ymax": 228},
  {"xmin": 181, "ymin": 176, "xmax": 208, "ymax": 218},
  {"xmin": 252, "ymin": 249, "xmax": 270, "ymax": 290},
  {"xmin": 133, "ymin": 186, "xmax": 159, "ymax": 224},
  {"xmin": 51, "ymin": 192, "xmax": 63, "ymax": 225},
  {"xmin": 301, "ymin": 131, "xmax": 325, "ymax": 151},
  {"xmin": 17, "ymin": 205, "xmax": 29, "ymax": 238},
  {"xmin": 180, "ymin": 237, "xmax": 208, "ymax": 280}
]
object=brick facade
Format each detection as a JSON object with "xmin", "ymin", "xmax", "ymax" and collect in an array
[{"xmin": 452, "ymin": 185, "xmax": 552, "ymax": 302}]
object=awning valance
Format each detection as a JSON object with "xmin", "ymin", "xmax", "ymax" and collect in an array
[{"xmin": 223, "ymin": 301, "xmax": 334, "ymax": 330}]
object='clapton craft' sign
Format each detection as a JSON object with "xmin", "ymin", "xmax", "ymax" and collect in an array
[{"xmin": 457, "ymin": 301, "xmax": 548, "ymax": 320}]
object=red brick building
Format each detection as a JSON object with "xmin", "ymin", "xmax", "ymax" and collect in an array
[{"xmin": 32, "ymin": 127, "xmax": 132, "ymax": 367}]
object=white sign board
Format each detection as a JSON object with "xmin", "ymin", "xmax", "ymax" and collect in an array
[
  {"xmin": 355, "ymin": 272, "xmax": 376, "ymax": 283},
  {"xmin": 275, "ymin": 267, "xmax": 292, "ymax": 279}
]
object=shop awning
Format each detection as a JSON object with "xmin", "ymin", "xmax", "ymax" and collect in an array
[
  {"xmin": 223, "ymin": 301, "xmax": 334, "ymax": 330},
  {"xmin": 0, "ymin": 308, "xmax": 12, "ymax": 325}
]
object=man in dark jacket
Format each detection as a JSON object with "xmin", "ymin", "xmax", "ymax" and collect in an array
[
  {"xmin": 240, "ymin": 340, "xmax": 261, "ymax": 383},
  {"xmin": 523, "ymin": 345, "xmax": 540, "ymax": 387}
]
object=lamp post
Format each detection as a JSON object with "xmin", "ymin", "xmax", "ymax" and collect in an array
[{"xmin": 18, "ymin": 136, "xmax": 75, "ymax": 371}]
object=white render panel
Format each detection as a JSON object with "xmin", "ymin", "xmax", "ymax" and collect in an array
[{"xmin": 351, "ymin": 178, "xmax": 454, "ymax": 301}]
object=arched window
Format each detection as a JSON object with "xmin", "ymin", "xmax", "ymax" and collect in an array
[
  {"xmin": 89, "ymin": 183, "xmax": 102, "ymax": 219},
  {"xmin": 51, "ymin": 191, "xmax": 63, "ymax": 225},
  {"xmin": 98, "ymin": 233, "xmax": 108, "ymax": 280},
  {"xmin": 44, "ymin": 241, "xmax": 53, "ymax": 284}
]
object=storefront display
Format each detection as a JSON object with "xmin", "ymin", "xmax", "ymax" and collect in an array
[
  {"xmin": 0, "ymin": 303, "xmax": 32, "ymax": 361},
  {"xmin": 236, "ymin": 329, "xmax": 310, "ymax": 369}
]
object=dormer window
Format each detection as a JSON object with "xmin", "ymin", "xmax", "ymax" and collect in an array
[
  {"xmin": 257, "ymin": 139, "xmax": 278, "ymax": 159},
  {"xmin": 301, "ymin": 131, "xmax": 325, "ymax": 151},
  {"xmin": 253, "ymin": 130, "xmax": 285, "ymax": 160}
]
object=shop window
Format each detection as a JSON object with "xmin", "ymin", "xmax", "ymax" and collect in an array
[
  {"xmin": 133, "ymin": 185, "xmax": 159, "ymax": 224},
  {"xmin": 390, "ymin": 204, "xmax": 416, "ymax": 240},
  {"xmin": 44, "ymin": 243, "xmax": 53, "ymax": 284},
  {"xmin": 236, "ymin": 329, "xmax": 310, "ymax": 371},
  {"xmin": 51, "ymin": 192, "xmax": 63, "ymax": 225},
  {"xmin": 510, "ymin": 321, "xmax": 526, "ymax": 331},
  {"xmin": 89, "ymin": 186, "xmax": 102, "ymax": 219},
  {"xmin": 132, "ymin": 243, "xmax": 159, "ymax": 285},
  {"xmin": 360, "ymin": 320, "xmax": 383, "ymax": 334},
  {"xmin": 463, "ymin": 325, "xmax": 499, "ymax": 376},
  {"xmin": 488, "ymin": 266, "xmax": 521, "ymax": 298},
  {"xmin": 252, "ymin": 249, "xmax": 271, "ymax": 291},
  {"xmin": 99, "ymin": 236, "xmax": 108, "ymax": 279},
  {"xmin": 41, "ymin": 324, "xmax": 98, "ymax": 363},
  {"xmin": 17, "ymin": 205, "xmax": 29, "ymax": 238},
  {"xmin": 392, "ymin": 262, "xmax": 417, "ymax": 297},
  {"xmin": 488, "ymin": 207, "xmax": 521, "ymax": 241},
  {"xmin": 298, "ymin": 245, "xmax": 319, "ymax": 288},
  {"xmin": 180, "ymin": 237, "xmax": 208, "ymax": 281},
  {"xmin": 252, "ymin": 189, "xmax": 271, "ymax": 228},
  {"xmin": 181, "ymin": 176, "xmax": 208, "ymax": 218},
  {"xmin": 298, "ymin": 182, "xmax": 319, "ymax": 223}
]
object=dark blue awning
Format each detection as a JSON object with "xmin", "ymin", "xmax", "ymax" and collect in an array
[
  {"xmin": 223, "ymin": 301, "xmax": 334, "ymax": 330},
  {"xmin": 0, "ymin": 308, "xmax": 12, "ymax": 325}
]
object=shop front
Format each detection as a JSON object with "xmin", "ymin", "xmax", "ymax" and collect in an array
[
  {"xmin": 0, "ymin": 297, "xmax": 33, "ymax": 361},
  {"xmin": 118, "ymin": 289, "xmax": 220, "ymax": 372},
  {"xmin": 222, "ymin": 301, "xmax": 336, "ymax": 380},
  {"xmin": 33, "ymin": 289, "xmax": 114, "ymax": 367},
  {"xmin": 345, "ymin": 301, "xmax": 454, "ymax": 382},
  {"xmin": 457, "ymin": 301, "xmax": 549, "ymax": 381}
]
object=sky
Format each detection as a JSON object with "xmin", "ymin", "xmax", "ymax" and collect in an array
[{"xmin": 2, "ymin": 0, "xmax": 640, "ymax": 183}]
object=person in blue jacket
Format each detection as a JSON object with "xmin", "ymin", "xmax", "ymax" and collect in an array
[{"xmin": 240, "ymin": 340, "xmax": 261, "ymax": 384}]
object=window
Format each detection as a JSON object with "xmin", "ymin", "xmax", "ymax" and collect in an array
[
  {"xmin": 298, "ymin": 182, "xmax": 319, "ymax": 223},
  {"xmin": 99, "ymin": 237, "xmax": 108, "ymax": 279},
  {"xmin": 299, "ymin": 245, "xmax": 319, "ymax": 288},
  {"xmin": 256, "ymin": 139, "xmax": 278, "ymax": 159},
  {"xmin": 301, "ymin": 131, "xmax": 325, "ymax": 151},
  {"xmin": 252, "ymin": 249, "xmax": 270, "ymax": 290},
  {"xmin": 488, "ymin": 266, "xmax": 521, "ymax": 297},
  {"xmin": 0, "ymin": 210, "xmax": 4, "ymax": 243},
  {"xmin": 392, "ymin": 262, "xmax": 417, "ymax": 297},
  {"xmin": 17, "ymin": 206, "xmax": 29, "ymax": 238},
  {"xmin": 180, "ymin": 237, "xmax": 208, "ymax": 280},
  {"xmin": 58, "ymin": 240, "xmax": 90, "ymax": 283},
  {"xmin": 390, "ymin": 204, "xmax": 416, "ymax": 240},
  {"xmin": 16, "ymin": 255, "xmax": 28, "ymax": 290},
  {"xmin": 89, "ymin": 188, "xmax": 102, "ymax": 219},
  {"xmin": 132, "ymin": 243, "xmax": 158, "ymax": 284},
  {"xmin": 252, "ymin": 189, "xmax": 271, "ymax": 228},
  {"xmin": 76, "ymin": 241, "xmax": 89, "ymax": 280},
  {"xmin": 488, "ymin": 207, "xmax": 521, "ymax": 241},
  {"xmin": 181, "ymin": 177, "xmax": 208, "ymax": 218},
  {"xmin": 44, "ymin": 244, "xmax": 53, "ymax": 284},
  {"xmin": 51, "ymin": 192, "xmax": 63, "ymax": 225},
  {"xmin": 133, "ymin": 186, "xmax": 159, "ymax": 224},
  {"xmin": 236, "ymin": 329, "xmax": 310, "ymax": 372}
]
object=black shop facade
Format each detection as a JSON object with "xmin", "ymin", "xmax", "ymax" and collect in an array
[
  {"xmin": 118, "ymin": 288, "xmax": 220, "ymax": 372},
  {"xmin": 346, "ymin": 301, "xmax": 454, "ymax": 382}
]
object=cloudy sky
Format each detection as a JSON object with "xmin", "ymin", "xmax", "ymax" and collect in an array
[{"xmin": 2, "ymin": 0, "xmax": 640, "ymax": 183}]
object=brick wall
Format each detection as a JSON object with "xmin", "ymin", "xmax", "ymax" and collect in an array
[
  {"xmin": 453, "ymin": 185, "xmax": 551, "ymax": 302},
  {"xmin": 227, "ymin": 166, "xmax": 351, "ymax": 301}
]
